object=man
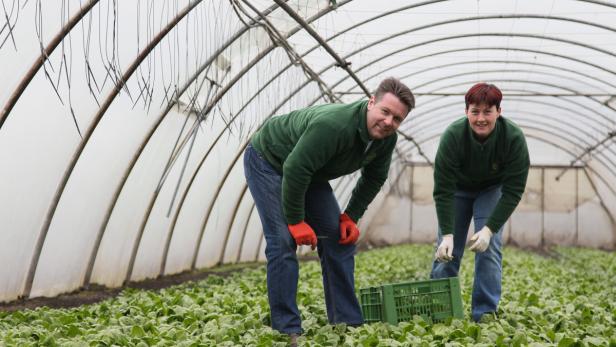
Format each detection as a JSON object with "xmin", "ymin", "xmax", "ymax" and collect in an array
[
  {"xmin": 244, "ymin": 78, "xmax": 414, "ymax": 340},
  {"xmin": 431, "ymin": 82, "xmax": 530, "ymax": 322}
]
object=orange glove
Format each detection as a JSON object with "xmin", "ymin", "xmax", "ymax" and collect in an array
[
  {"xmin": 287, "ymin": 221, "xmax": 317, "ymax": 250},
  {"xmin": 339, "ymin": 213, "xmax": 360, "ymax": 245}
]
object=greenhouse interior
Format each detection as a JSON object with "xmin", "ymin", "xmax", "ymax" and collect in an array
[{"xmin": 0, "ymin": 0, "xmax": 614, "ymax": 345}]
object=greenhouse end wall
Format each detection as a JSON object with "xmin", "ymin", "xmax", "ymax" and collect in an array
[{"xmin": 366, "ymin": 165, "xmax": 616, "ymax": 250}]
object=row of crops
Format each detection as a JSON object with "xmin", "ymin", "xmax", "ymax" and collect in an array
[{"xmin": 0, "ymin": 244, "xmax": 614, "ymax": 346}]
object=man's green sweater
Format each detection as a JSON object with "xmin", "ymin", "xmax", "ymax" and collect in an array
[
  {"xmin": 433, "ymin": 116, "xmax": 530, "ymax": 234},
  {"xmin": 251, "ymin": 100, "xmax": 396, "ymax": 224}
]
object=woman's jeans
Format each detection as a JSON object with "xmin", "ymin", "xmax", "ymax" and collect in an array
[
  {"xmin": 430, "ymin": 185, "xmax": 504, "ymax": 322},
  {"xmin": 244, "ymin": 144, "xmax": 363, "ymax": 334}
]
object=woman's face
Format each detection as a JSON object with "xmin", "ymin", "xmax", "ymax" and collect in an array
[{"xmin": 466, "ymin": 103, "xmax": 501, "ymax": 140}]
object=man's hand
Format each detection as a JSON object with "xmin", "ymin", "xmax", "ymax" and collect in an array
[
  {"xmin": 469, "ymin": 226, "xmax": 493, "ymax": 252},
  {"xmin": 287, "ymin": 221, "xmax": 317, "ymax": 250},
  {"xmin": 435, "ymin": 234, "xmax": 454, "ymax": 262},
  {"xmin": 339, "ymin": 213, "xmax": 360, "ymax": 245}
]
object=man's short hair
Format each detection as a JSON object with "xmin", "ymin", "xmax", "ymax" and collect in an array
[
  {"xmin": 465, "ymin": 83, "xmax": 503, "ymax": 109},
  {"xmin": 374, "ymin": 77, "xmax": 415, "ymax": 113}
]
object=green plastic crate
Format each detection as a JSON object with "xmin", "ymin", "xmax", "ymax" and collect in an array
[{"xmin": 360, "ymin": 277, "xmax": 463, "ymax": 324}]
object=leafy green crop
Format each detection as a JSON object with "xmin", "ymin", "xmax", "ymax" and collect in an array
[{"xmin": 0, "ymin": 245, "xmax": 614, "ymax": 346}]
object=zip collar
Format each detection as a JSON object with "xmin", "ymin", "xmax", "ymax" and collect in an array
[{"xmin": 468, "ymin": 116, "xmax": 501, "ymax": 147}]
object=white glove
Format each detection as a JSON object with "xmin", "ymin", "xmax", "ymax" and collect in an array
[
  {"xmin": 435, "ymin": 234, "xmax": 454, "ymax": 262},
  {"xmin": 469, "ymin": 226, "xmax": 493, "ymax": 253}
]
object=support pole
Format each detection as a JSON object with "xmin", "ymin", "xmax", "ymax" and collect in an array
[{"xmin": 271, "ymin": 0, "xmax": 432, "ymax": 166}]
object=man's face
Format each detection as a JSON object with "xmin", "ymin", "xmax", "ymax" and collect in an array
[
  {"xmin": 465, "ymin": 103, "xmax": 501, "ymax": 140},
  {"xmin": 366, "ymin": 93, "xmax": 409, "ymax": 140}
]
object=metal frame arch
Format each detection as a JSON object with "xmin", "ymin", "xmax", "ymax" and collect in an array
[
  {"xmin": 0, "ymin": 0, "xmax": 101, "ymax": 129},
  {"xmin": 306, "ymin": 61, "xmax": 609, "ymax": 166},
  {"xmin": 415, "ymin": 107, "xmax": 616, "ymax": 165},
  {"xmin": 406, "ymin": 93, "xmax": 613, "ymax": 137},
  {"xmin": 181, "ymin": 30, "xmax": 432, "ymax": 269},
  {"xmin": 310, "ymin": 14, "xmax": 616, "ymax": 88},
  {"xmin": 397, "ymin": 100, "xmax": 616, "ymax": 187},
  {"xmin": 24, "ymin": 0, "xmax": 205, "ymax": 298},
  {"xmin": 294, "ymin": 0, "xmax": 616, "ymax": 97},
  {"xmin": 292, "ymin": 0, "xmax": 616, "ymax": 72},
  {"xmin": 393, "ymin": 61, "xmax": 614, "ymax": 95},
  {"xmin": 323, "ymin": 32, "xmax": 616, "ymax": 102},
  {"xmin": 9, "ymin": 0, "xmax": 616, "ymax": 298},
  {"xmin": 124, "ymin": 45, "xmax": 298, "ymax": 283},
  {"xmin": 405, "ymin": 79, "xmax": 615, "ymax": 130},
  {"xmin": 398, "ymin": 110, "xmax": 595, "ymax": 161},
  {"xmin": 409, "ymin": 91, "xmax": 615, "ymax": 133},
  {"xmin": 578, "ymin": 0, "xmax": 616, "ymax": 10},
  {"xmin": 401, "ymin": 94, "xmax": 616, "ymax": 175},
  {"xmin": 159, "ymin": 55, "xmax": 330, "ymax": 269},
  {"xmin": 402, "ymin": 104, "xmax": 603, "ymax": 155},
  {"xmin": 83, "ymin": 1, "xmax": 291, "ymax": 286},
  {"xmin": 413, "ymin": 76, "xmax": 610, "ymax": 101},
  {"xmin": 329, "ymin": 14, "xmax": 616, "ymax": 65},
  {"xmin": 405, "ymin": 89, "xmax": 616, "ymax": 132},
  {"xmin": 137, "ymin": 0, "xmax": 612, "ymax": 272},
  {"xmin": 184, "ymin": 81, "xmax": 325, "ymax": 272},
  {"xmin": 332, "ymin": 79, "xmax": 615, "ymax": 166},
  {"xmin": 156, "ymin": 70, "xmax": 318, "ymax": 274},
  {"xmin": 280, "ymin": 0, "xmax": 450, "ymax": 72},
  {"xmin": 342, "ymin": 47, "xmax": 616, "ymax": 94},
  {"xmin": 407, "ymin": 116, "xmax": 599, "ymax": 165},
  {"xmin": 268, "ymin": 12, "xmax": 615, "ymax": 167},
  {"xmin": 272, "ymin": 0, "xmax": 435, "ymax": 167},
  {"xmin": 403, "ymin": 129, "xmax": 583, "ymax": 172},
  {"xmin": 217, "ymin": 179, "xmax": 250, "ymax": 265},
  {"xmin": 410, "ymin": 70, "xmax": 608, "ymax": 102},
  {"xmin": 87, "ymin": 1, "xmax": 352, "ymax": 283},
  {"xmin": 404, "ymin": 127, "xmax": 616, "ymax": 199},
  {"xmin": 310, "ymin": 33, "xmax": 616, "ymax": 122},
  {"xmin": 158, "ymin": 80, "xmax": 320, "ymax": 274},
  {"xmin": 156, "ymin": 68, "xmax": 328, "ymax": 274},
  {"xmin": 401, "ymin": 75, "xmax": 616, "ymax": 124},
  {"xmin": 236, "ymin": 204, "xmax": 259, "ymax": 263},
  {"xmin": 401, "ymin": 116, "xmax": 616, "ymax": 188}
]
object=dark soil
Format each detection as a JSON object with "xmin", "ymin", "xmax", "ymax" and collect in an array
[{"xmin": 0, "ymin": 262, "xmax": 265, "ymax": 312}]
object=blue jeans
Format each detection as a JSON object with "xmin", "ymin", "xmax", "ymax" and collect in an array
[
  {"xmin": 244, "ymin": 144, "xmax": 363, "ymax": 334},
  {"xmin": 430, "ymin": 185, "xmax": 504, "ymax": 322}
]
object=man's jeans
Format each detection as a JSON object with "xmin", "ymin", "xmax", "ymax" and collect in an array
[
  {"xmin": 244, "ymin": 144, "xmax": 363, "ymax": 334},
  {"xmin": 430, "ymin": 185, "xmax": 504, "ymax": 322}
]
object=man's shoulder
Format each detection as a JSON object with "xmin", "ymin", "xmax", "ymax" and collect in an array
[
  {"xmin": 309, "ymin": 100, "xmax": 366, "ymax": 128},
  {"xmin": 311, "ymin": 100, "xmax": 366, "ymax": 117}
]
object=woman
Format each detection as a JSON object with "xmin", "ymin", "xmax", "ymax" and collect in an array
[{"xmin": 431, "ymin": 82, "xmax": 530, "ymax": 322}]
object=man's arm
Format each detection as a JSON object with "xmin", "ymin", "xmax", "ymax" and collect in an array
[
  {"xmin": 282, "ymin": 122, "xmax": 339, "ymax": 224},
  {"xmin": 344, "ymin": 137, "xmax": 396, "ymax": 222}
]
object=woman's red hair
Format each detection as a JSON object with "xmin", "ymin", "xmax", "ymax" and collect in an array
[{"xmin": 465, "ymin": 83, "xmax": 502, "ymax": 109}]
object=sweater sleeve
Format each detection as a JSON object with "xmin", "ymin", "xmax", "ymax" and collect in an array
[
  {"xmin": 282, "ymin": 122, "xmax": 339, "ymax": 224},
  {"xmin": 485, "ymin": 131, "xmax": 530, "ymax": 232},
  {"xmin": 433, "ymin": 130, "xmax": 460, "ymax": 235},
  {"xmin": 344, "ymin": 136, "xmax": 396, "ymax": 222}
]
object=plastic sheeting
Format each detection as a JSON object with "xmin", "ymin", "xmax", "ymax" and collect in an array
[
  {"xmin": 367, "ymin": 166, "xmax": 615, "ymax": 250},
  {"xmin": 1, "ymin": 0, "xmax": 615, "ymax": 302}
]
